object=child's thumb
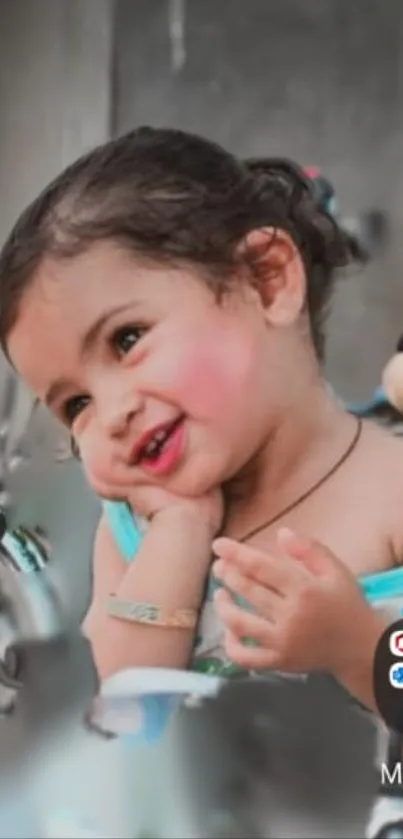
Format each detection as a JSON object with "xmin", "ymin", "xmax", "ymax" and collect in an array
[{"xmin": 276, "ymin": 527, "xmax": 339, "ymax": 576}]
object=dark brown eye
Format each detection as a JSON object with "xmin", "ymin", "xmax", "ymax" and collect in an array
[
  {"xmin": 62, "ymin": 395, "xmax": 90, "ymax": 423},
  {"xmin": 112, "ymin": 325, "xmax": 146, "ymax": 356}
]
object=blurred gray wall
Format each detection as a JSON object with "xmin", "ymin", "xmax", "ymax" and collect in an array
[
  {"xmin": 0, "ymin": 0, "xmax": 114, "ymax": 619},
  {"xmin": 113, "ymin": 0, "xmax": 403, "ymax": 401}
]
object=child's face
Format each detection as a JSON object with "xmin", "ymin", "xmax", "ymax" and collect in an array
[{"xmin": 8, "ymin": 242, "xmax": 289, "ymax": 501}]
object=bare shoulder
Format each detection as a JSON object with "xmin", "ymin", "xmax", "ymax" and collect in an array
[
  {"xmin": 359, "ymin": 419, "xmax": 403, "ymax": 474},
  {"xmin": 359, "ymin": 420, "xmax": 403, "ymax": 560}
]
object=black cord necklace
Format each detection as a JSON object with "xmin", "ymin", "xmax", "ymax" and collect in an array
[{"xmin": 236, "ymin": 417, "xmax": 363, "ymax": 544}]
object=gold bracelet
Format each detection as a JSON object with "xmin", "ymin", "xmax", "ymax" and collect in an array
[{"xmin": 106, "ymin": 595, "xmax": 198, "ymax": 629}]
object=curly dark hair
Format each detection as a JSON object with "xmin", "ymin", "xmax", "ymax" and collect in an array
[{"xmin": 0, "ymin": 126, "xmax": 365, "ymax": 360}]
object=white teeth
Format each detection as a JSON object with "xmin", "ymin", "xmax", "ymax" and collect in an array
[
  {"xmin": 144, "ymin": 440, "xmax": 158, "ymax": 456},
  {"xmin": 144, "ymin": 428, "xmax": 170, "ymax": 457}
]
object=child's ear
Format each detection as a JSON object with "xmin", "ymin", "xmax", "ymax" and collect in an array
[{"xmin": 239, "ymin": 227, "xmax": 307, "ymax": 327}]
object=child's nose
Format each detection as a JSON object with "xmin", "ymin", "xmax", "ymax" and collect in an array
[{"xmin": 98, "ymin": 393, "xmax": 142, "ymax": 437}]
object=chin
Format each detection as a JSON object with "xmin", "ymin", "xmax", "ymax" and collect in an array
[
  {"xmin": 177, "ymin": 444, "xmax": 256, "ymax": 497},
  {"xmin": 86, "ymin": 473, "xmax": 127, "ymax": 502},
  {"xmin": 170, "ymin": 459, "xmax": 227, "ymax": 498}
]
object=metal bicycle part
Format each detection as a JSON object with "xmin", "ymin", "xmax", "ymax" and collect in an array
[
  {"xmin": 0, "ymin": 533, "xmax": 99, "ymax": 837},
  {"xmin": 0, "ymin": 366, "xmax": 59, "ymax": 708},
  {"xmin": 0, "ymin": 373, "xmax": 19, "ymax": 512},
  {"xmin": 0, "ymin": 550, "xmax": 62, "ymax": 641},
  {"xmin": 0, "ymin": 546, "xmax": 64, "ymax": 712}
]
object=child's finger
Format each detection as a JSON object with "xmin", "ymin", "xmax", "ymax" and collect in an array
[
  {"xmin": 277, "ymin": 527, "xmax": 343, "ymax": 577},
  {"xmin": 214, "ymin": 589, "xmax": 276, "ymax": 641},
  {"xmin": 213, "ymin": 561, "xmax": 280, "ymax": 618},
  {"xmin": 212, "ymin": 537, "xmax": 309, "ymax": 594},
  {"xmin": 223, "ymin": 630, "xmax": 278, "ymax": 671}
]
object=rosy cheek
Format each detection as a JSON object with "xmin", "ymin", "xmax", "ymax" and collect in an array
[{"xmin": 177, "ymin": 340, "xmax": 254, "ymax": 419}]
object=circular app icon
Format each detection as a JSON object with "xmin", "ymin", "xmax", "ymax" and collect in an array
[
  {"xmin": 389, "ymin": 663, "xmax": 403, "ymax": 689},
  {"xmin": 389, "ymin": 631, "xmax": 403, "ymax": 657}
]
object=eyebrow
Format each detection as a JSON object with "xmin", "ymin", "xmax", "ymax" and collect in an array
[{"xmin": 44, "ymin": 303, "xmax": 136, "ymax": 408}]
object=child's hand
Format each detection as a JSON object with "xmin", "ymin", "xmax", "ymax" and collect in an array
[
  {"xmin": 212, "ymin": 528, "xmax": 382, "ymax": 680},
  {"xmin": 128, "ymin": 484, "xmax": 224, "ymax": 539}
]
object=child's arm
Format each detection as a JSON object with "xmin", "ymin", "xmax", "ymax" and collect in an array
[{"xmin": 83, "ymin": 504, "xmax": 218, "ymax": 680}]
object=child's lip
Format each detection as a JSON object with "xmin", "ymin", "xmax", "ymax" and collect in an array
[
  {"xmin": 140, "ymin": 417, "xmax": 186, "ymax": 477},
  {"xmin": 130, "ymin": 416, "xmax": 184, "ymax": 465}
]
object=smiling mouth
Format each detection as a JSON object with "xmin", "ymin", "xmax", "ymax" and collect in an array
[{"xmin": 133, "ymin": 415, "xmax": 185, "ymax": 465}]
